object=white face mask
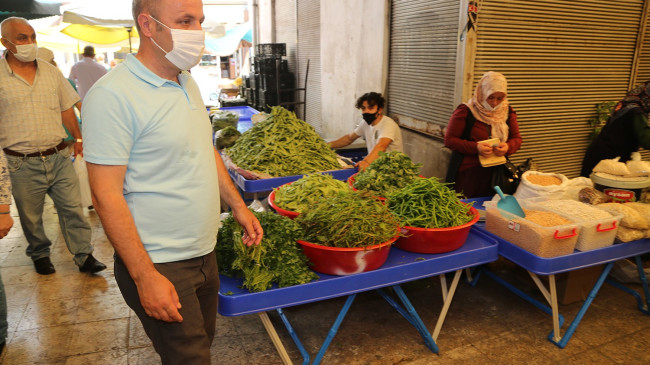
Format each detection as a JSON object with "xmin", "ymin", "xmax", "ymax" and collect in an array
[
  {"xmin": 149, "ymin": 16, "xmax": 205, "ymax": 71},
  {"xmin": 7, "ymin": 41, "xmax": 37, "ymax": 62}
]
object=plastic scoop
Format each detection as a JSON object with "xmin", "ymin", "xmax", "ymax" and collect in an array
[{"xmin": 494, "ymin": 186, "xmax": 526, "ymax": 217}]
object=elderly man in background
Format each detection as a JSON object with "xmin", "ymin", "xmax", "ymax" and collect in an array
[
  {"xmin": 69, "ymin": 45, "xmax": 108, "ymax": 100},
  {"xmin": 0, "ymin": 17, "xmax": 106, "ymax": 275}
]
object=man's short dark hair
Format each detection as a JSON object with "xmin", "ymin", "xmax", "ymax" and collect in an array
[
  {"xmin": 355, "ymin": 92, "xmax": 385, "ymax": 110},
  {"xmin": 83, "ymin": 45, "xmax": 95, "ymax": 57}
]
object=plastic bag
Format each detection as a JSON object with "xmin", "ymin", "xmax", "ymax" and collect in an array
[
  {"xmin": 626, "ymin": 153, "xmax": 650, "ymax": 177},
  {"xmin": 73, "ymin": 155, "xmax": 93, "ymax": 208},
  {"xmin": 514, "ymin": 171, "xmax": 569, "ymax": 200},
  {"xmin": 593, "ymin": 157, "xmax": 631, "ymax": 176},
  {"xmin": 596, "ymin": 202, "xmax": 650, "ymax": 230}
]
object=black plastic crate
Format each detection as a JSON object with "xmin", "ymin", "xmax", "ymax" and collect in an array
[
  {"xmin": 254, "ymin": 57, "xmax": 279, "ymax": 75},
  {"xmin": 260, "ymin": 73, "xmax": 295, "ymax": 92},
  {"xmin": 256, "ymin": 43, "xmax": 286, "ymax": 57}
]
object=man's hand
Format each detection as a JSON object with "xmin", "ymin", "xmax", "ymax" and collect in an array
[
  {"xmin": 355, "ymin": 159, "xmax": 370, "ymax": 171},
  {"xmin": 73, "ymin": 140, "xmax": 83, "ymax": 157},
  {"xmin": 135, "ymin": 270, "xmax": 183, "ymax": 323},
  {"xmin": 232, "ymin": 208, "xmax": 263, "ymax": 246},
  {"xmin": 0, "ymin": 214, "xmax": 13, "ymax": 239}
]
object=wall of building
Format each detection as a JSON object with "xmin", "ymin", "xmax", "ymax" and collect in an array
[
  {"xmin": 402, "ymin": 129, "xmax": 449, "ymax": 179},
  {"xmin": 319, "ymin": 0, "xmax": 389, "ymax": 139}
]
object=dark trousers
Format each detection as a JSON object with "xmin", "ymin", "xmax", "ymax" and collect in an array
[{"xmin": 114, "ymin": 252, "xmax": 220, "ymax": 365}]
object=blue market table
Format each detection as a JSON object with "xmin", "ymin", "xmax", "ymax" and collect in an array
[
  {"xmin": 218, "ymin": 228, "xmax": 499, "ymax": 364},
  {"xmin": 467, "ymin": 197, "xmax": 650, "ymax": 349}
]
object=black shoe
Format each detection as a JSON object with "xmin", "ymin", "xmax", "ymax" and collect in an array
[
  {"xmin": 33, "ymin": 257, "xmax": 56, "ymax": 275},
  {"xmin": 79, "ymin": 254, "xmax": 107, "ymax": 273}
]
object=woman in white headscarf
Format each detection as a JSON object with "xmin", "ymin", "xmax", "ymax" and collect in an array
[{"xmin": 444, "ymin": 71, "xmax": 522, "ymax": 198}]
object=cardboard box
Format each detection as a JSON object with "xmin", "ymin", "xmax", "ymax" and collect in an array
[{"xmin": 555, "ymin": 265, "xmax": 604, "ymax": 305}]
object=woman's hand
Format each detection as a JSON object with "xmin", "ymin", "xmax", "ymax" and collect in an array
[
  {"xmin": 477, "ymin": 143, "xmax": 494, "ymax": 158},
  {"xmin": 493, "ymin": 142, "xmax": 509, "ymax": 157}
]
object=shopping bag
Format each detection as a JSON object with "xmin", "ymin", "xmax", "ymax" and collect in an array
[{"xmin": 73, "ymin": 156, "xmax": 93, "ymax": 208}]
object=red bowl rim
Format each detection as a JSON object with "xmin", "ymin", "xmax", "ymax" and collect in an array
[
  {"xmin": 401, "ymin": 205, "xmax": 479, "ymax": 232},
  {"xmin": 297, "ymin": 230, "xmax": 400, "ymax": 252},
  {"xmin": 268, "ymin": 188, "xmax": 300, "ymax": 218}
]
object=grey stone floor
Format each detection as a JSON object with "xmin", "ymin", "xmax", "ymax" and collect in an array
[{"xmin": 0, "ymin": 202, "xmax": 649, "ymax": 364}]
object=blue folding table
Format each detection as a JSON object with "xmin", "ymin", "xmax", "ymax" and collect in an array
[
  {"xmin": 218, "ymin": 229, "xmax": 499, "ymax": 365},
  {"xmin": 468, "ymin": 198, "xmax": 650, "ymax": 348}
]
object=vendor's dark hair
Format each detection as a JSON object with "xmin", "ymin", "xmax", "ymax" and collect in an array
[{"xmin": 355, "ymin": 92, "xmax": 385, "ymax": 109}]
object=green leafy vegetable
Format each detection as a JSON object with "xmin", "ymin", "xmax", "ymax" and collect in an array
[
  {"xmin": 353, "ymin": 151, "xmax": 421, "ymax": 197},
  {"xmin": 216, "ymin": 210, "xmax": 318, "ymax": 292},
  {"xmin": 273, "ymin": 173, "xmax": 350, "ymax": 212},
  {"xmin": 295, "ymin": 190, "xmax": 400, "ymax": 248},
  {"xmin": 387, "ymin": 177, "xmax": 474, "ymax": 228},
  {"xmin": 215, "ymin": 126, "xmax": 241, "ymax": 150},
  {"xmin": 225, "ymin": 106, "xmax": 341, "ymax": 177}
]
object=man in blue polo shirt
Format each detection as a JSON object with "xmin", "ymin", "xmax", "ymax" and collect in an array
[{"xmin": 82, "ymin": 0, "xmax": 263, "ymax": 363}]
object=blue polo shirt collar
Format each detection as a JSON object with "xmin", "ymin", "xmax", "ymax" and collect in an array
[{"xmin": 123, "ymin": 53, "xmax": 189, "ymax": 88}]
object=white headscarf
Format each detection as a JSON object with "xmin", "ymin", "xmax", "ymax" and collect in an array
[{"xmin": 465, "ymin": 71, "xmax": 510, "ymax": 142}]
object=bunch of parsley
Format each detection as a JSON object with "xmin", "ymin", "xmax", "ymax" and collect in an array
[
  {"xmin": 353, "ymin": 151, "xmax": 422, "ymax": 197},
  {"xmin": 216, "ymin": 210, "xmax": 318, "ymax": 292}
]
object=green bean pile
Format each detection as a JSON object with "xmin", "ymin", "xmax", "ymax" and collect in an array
[
  {"xmin": 387, "ymin": 177, "xmax": 474, "ymax": 228},
  {"xmin": 225, "ymin": 106, "xmax": 341, "ymax": 177},
  {"xmin": 295, "ymin": 190, "xmax": 400, "ymax": 248},
  {"xmin": 273, "ymin": 174, "xmax": 350, "ymax": 213},
  {"xmin": 353, "ymin": 151, "xmax": 421, "ymax": 197}
]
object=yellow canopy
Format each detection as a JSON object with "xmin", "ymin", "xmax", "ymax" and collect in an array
[{"xmin": 61, "ymin": 24, "xmax": 138, "ymax": 45}]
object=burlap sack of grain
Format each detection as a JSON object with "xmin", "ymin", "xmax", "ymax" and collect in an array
[
  {"xmin": 515, "ymin": 171, "xmax": 569, "ymax": 200},
  {"xmin": 616, "ymin": 226, "xmax": 646, "ymax": 242},
  {"xmin": 596, "ymin": 203, "xmax": 650, "ymax": 230}
]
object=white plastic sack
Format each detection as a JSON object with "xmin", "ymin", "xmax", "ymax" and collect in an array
[
  {"xmin": 593, "ymin": 157, "xmax": 631, "ymax": 176},
  {"xmin": 627, "ymin": 153, "xmax": 650, "ymax": 177},
  {"xmin": 73, "ymin": 156, "xmax": 93, "ymax": 208},
  {"xmin": 514, "ymin": 170, "xmax": 570, "ymax": 200},
  {"xmin": 562, "ymin": 176, "xmax": 594, "ymax": 200}
]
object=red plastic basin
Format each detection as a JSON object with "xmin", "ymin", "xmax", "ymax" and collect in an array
[
  {"xmin": 267, "ymin": 189, "xmax": 299, "ymax": 219},
  {"xmin": 297, "ymin": 232, "xmax": 399, "ymax": 276},
  {"xmin": 396, "ymin": 206, "xmax": 480, "ymax": 254}
]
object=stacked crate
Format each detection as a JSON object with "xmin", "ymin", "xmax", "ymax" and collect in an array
[{"xmin": 251, "ymin": 43, "xmax": 295, "ymax": 112}]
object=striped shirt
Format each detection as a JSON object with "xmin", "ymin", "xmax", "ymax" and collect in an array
[{"xmin": 0, "ymin": 58, "xmax": 79, "ymax": 153}]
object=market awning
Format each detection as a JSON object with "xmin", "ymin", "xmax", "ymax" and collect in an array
[
  {"xmin": 0, "ymin": 0, "xmax": 61, "ymax": 21},
  {"xmin": 61, "ymin": 24, "xmax": 138, "ymax": 45},
  {"xmin": 205, "ymin": 22, "xmax": 251, "ymax": 57}
]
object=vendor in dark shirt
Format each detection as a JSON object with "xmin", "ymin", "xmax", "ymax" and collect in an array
[{"xmin": 581, "ymin": 81, "xmax": 650, "ymax": 177}]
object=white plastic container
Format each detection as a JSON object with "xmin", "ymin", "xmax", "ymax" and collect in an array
[
  {"xmin": 532, "ymin": 199, "xmax": 622, "ymax": 251},
  {"xmin": 485, "ymin": 200, "xmax": 580, "ymax": 258}
]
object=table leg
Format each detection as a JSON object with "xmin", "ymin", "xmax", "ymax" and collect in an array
[
  {"xmin": 605, "ymin": 255, "xmax": 650, "ymax": 314},
  {"xmin": 312, "ymin": 294, "xmax": 357, "ymax": 365},
  {"xmin": 391, "ymin": 285, "xmax": 439, "ymax": 354},
  {"xmin": 548, "ymin": 262, "xmax": 615, "ymax": 348},
  {"xmin": 548, "ymin": 274, "xmax": 561, "ymax": 343},
  {"xmin": 276, "ymin": 308, "xmax": 310, "ymax": 365},
  {"xmin": 432, "ymin": 270, "xmax": 462, "ymax": 342},
  {"xmin": 258, "ymin": 312, "xmax": 295, "ymax": 365},
  {"xmin": 440, "ymin": 274, "xmax": 448, "ymax": 302}
]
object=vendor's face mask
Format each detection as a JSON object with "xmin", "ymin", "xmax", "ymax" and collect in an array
[
  {"xmin": 362, "ymin": 112, "xmax": 378, "ymax": 124},
  {"xmin": 6, "ymin": 41, "xmax": 37, "ymax": 62},
  {"xmin": 149, "ymin": 15, "xmax": 205, "ymax": 71}
]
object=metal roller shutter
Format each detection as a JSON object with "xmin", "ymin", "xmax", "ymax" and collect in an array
[
  {"xmin": 387, "ymin": 0, "xmax": 461, "ymax": 135},
  {"xmin": 296, "ymin": 0, "xmax": 322, "ymax": 132},
  {"xmin": 473, "ymin": 0, "xmax": 645, "ymax": 177}
]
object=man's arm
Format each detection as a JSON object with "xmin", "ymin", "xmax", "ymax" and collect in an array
[
  {"xmin": 86, "ymin": 163, "xmax": 183, "ymax": 323},
  {"xmin": 328, "ymin": 132, "xmax": 359, "ymax": 149},
  {"xmin": 214, "ymin": 149, "xmax": 263, "ymax": 246},
  {"xmin": 62, "ymin": 107, "xmax": 82, "ymax": 156},
  {"xmin": 356, "ymin": 137, "xmax": 392, "ymax": 170}
]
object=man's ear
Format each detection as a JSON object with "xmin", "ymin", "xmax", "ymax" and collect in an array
[{"xmin": 137, "ymin": 14, "xmax": 154, "ymax": 37}]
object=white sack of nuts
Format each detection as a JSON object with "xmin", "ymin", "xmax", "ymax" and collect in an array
[{"xmin": 514, "ymin": 171, "xmax": 569, "ymax": 200}]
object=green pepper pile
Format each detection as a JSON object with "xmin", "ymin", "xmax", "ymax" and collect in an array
[
  {"xmin": 216, "ymin": 210, "xmax": 318, "ymax": 292},
  {"xmin": 273, "ymin": 174, "xmax": 350, "ymax": 213},
  {"xmin": 295, "ymin": 190, "xmax": 400, "ymax": 248},
  {"xmin": 387, "ymin": 177, "xmax": 474, "ymax": 228},
  {"xmin": 225, "ymin": 106, "xmax": 341, "ymax": 177},
  {"xmin": 353, "ymin": 151, "xmax": 421, "ymax": 197}
]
